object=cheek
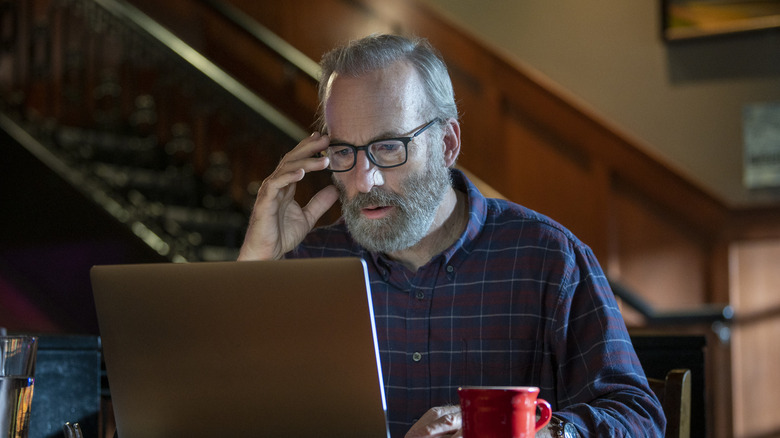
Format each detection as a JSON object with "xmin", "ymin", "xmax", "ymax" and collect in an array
[
  {"xmin": 332, "ymin": 174, "xmax": 349, "ymax": 195},
  {"xmin": 332, "ymin": 173, "xmax": 365, "ymax": 199}
]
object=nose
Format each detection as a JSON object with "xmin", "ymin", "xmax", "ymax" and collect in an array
[{"xmin": 351, "ymin": 150, "xmax": 384, "ymax": 193}]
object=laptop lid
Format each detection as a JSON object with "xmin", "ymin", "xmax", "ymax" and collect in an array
[{"xmin": 90, "ymin": 258, "xmax": 388, "ymax": 438}]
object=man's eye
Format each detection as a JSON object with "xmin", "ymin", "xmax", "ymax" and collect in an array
[
  {"xmin": 329, "ymin": 147, "xmax": 353, "ymax": 157},
  {"xmin": 373, "ymin": 142, "xmax": 401, "ymax": 152}
]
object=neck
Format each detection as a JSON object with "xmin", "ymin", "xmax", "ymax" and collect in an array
[{"xmin": 387, "ymin": 187, "xmax": 467, "ymax": 271}]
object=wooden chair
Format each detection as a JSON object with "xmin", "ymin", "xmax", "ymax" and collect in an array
[{"xmin": 648, "ymin": 369, "xmax": 692, "ymax": 438}]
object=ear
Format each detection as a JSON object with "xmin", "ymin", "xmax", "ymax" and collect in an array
[{"xmin": 441, "ymin": 118, "xmax": 461, "ymax": 168}]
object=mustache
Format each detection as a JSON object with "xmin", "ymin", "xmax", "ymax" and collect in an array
[
  {"xmin": 333, "ymin": 178, "xmax": 406, "ymax": 211},
  {"xmin": 339, "ymin": 186, "xmax": 405, "ymax": 210}
]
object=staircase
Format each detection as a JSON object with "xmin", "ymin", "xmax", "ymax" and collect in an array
[{"xmin": 0, "ymin": 0, "xmax": 336, "ymax": 333}]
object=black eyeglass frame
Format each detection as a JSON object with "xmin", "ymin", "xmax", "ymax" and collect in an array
[{"xmin": 325, "ymin": 118, "xmax": 441, "ymax": 172}]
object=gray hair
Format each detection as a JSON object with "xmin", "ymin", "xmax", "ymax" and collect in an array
[{"xmin": 316, "ymin": 34, "xmax": 458, "ymax": 131}]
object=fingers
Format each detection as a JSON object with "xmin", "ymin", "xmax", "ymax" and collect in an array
[
  {"xmin": 302, "ymin": 185, "xmax": 339, "ymax": 227},
  {"xmin": 237, "ymin": 133, "xmax": 332, "ymax": 261},
  {"xmin": 255, "ymin": 133, "xmax": 330, "ymax": 208},
  {"xmin": 405, "ymin": 405, "xmax": 462, "ymax": 438},
  {"xmin": 277, "ymin": 132, "xmax": 331, "ymax": 175}
]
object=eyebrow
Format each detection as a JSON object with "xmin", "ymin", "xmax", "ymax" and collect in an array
[{"xmin": 328, "ymin": 127, "xmax": 412, "ymax": 146}]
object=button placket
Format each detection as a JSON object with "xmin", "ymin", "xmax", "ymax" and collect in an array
[{"xmin": 402, "ymin": 260, "xmax": 446, "ymax": 422}]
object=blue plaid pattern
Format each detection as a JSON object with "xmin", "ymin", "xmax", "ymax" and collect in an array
[{"xmin": 289, "ymin": 169, "xmax": 665, "ymax": 437}]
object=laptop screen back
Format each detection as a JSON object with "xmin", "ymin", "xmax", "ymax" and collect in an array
[{"xmin": 91, "ymin": 258, "xmax": 388, "ymax": 438}]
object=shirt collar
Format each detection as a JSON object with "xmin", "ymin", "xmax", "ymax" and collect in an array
[{"xmin": 441, "ymin": 168, "xmax": 487, "ymax": 262}]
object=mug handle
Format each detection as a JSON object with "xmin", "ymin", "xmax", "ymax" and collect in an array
[{"xmin": 535, "ymin": 399, "xmax": 552, "ymax": 432}]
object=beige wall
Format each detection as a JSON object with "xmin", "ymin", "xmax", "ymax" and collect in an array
[
  {"xmin": 729, "ymin": 238, "xmax": 780, "ymax": 437},
  {"xmin": 423, "ymin": 0, "xmax": 780, "ymax": 208}
]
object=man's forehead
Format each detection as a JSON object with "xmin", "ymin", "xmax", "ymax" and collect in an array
[
  {"xmin": 324, "ymin": 115, "xmax": 410, "ymax": 144},
  {"xmin": 323, "ymin": 63, "xmax": 427, "ymax": 141}
]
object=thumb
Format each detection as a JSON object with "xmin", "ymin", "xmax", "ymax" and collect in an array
[{"xmin": 303, "ymin": 185, "xmax": 340, "ymax": 227}]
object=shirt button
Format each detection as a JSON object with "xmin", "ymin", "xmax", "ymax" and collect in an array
[
  {"xmin": 446, "ymin": 265, "xmax": 454, "ymax": 273},
  {"xmin": 412, "ymin": 352, "xmax": 423, "ymax": 362},
  {"xmin": 415, "ymin": 290, "xmax": 425, "ymax": 300}
]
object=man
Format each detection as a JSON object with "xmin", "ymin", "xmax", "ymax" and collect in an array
[{"xmin": 239, "ymin": 34, "xmax": 665, "ymax": 437}]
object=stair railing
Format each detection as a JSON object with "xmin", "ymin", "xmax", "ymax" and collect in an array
[{"xmin": 1, "ymin": 0, "xmax": 335, "ymax": 262}]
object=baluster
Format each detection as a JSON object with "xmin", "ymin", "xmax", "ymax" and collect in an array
[
  {"xmin": 92, "ymin": 69, "xmax": 122, "ymax": 129},
  {"xmin": 163, "ymin": 122, "xmax": 199, "ymax": 207},
  {"xmin": 129, "ymin": 94, "xmax": 157, "ymax": 138},
  {"xmin": 52, "ymin": 0, "xmax": 86, "ymax": 127},
  {"xmin": 0, "ymin": 1, "xmax": 15, "ymax": 52},
  {"xmin": 26, "ymin": 22, "xmax": 52, "ymax": 120},
  {"xmin": 202, "ymin": 150, "xmax": 233, "ymax": 211},
  {"xmin": 0, "ymin": 0, "xmax": 23, "ymax": 115}
]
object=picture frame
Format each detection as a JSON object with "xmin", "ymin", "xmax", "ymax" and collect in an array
[{"xmin": 662, "ymin": 0, "xmax": 780, "ymax": 41}]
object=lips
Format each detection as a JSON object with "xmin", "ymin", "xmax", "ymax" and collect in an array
[{"xmin": 361, "ymin": 205, "xmax": 394, "ymax": 220}]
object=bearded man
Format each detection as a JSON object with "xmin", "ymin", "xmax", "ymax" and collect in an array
[{"xmin": 239, "ymin": 34, "xmax": 665, "ymax": 438}]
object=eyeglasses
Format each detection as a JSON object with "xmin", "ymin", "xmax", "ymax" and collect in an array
[{"xmin": 325, "ymin": 119, "xmax": 440, "ymax": 172}]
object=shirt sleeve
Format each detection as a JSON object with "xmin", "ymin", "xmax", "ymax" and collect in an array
[{"xmin": 550, "ymin": 244, "xmax": 666, "ymax": 436}]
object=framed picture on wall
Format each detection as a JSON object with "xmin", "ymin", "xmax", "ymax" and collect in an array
[
  {"xmin": 663, "ymin": 0, "xmax": 780, "ymax": 41},
  {"xmin": 743, "ymin": 102, "xmax": 780, "ymax": 190}
]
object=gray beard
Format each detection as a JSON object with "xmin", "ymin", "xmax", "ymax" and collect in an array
[{"xmin": 336, "ymin": 158, "xmax": 451, "ymax": 254}]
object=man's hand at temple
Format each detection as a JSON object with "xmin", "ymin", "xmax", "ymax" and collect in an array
[
  {"xmin": 238, "ymin": 132, "xmax": 339, "ymax": 261},
  {"xmin": 405, "ymin": 405, "xmax": 462, "ymax": 438}
]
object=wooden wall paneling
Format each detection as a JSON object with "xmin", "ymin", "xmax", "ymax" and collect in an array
[
  {"xmin": 447, "ymin": 64, "xmax": 505, "ymax": 191},
  {"xmin": 729, "ymin": 205, "xmax": 780, "ymax": 241},
  {"xmin": 485, "ymin": 47, "xmax": 729, "ymax": 243},
  {"xmin": 501, "ymin": 103, "xmax": 606, "ymax": 259},
  {"xmin": 227, "ymin": 0, "xmax": 396, "ymax": 61},
  {"xmin": 611, "ymin": 177, "xmax": 710, "ymax": 320},
  {"xmin": 706, "ymin": 241, "xmax": 734, "ymax": 438},
  {"xmin": 709, "ymin": 333, "xmax": 734, "ymax": 438},
  {"xmin": 732, "ymin": 322, "xmax": 780, "ymax": 438},
  {"xmin": 729, "ymin": 239, "xmax": 780, "ymax": 438},
  {"xmin": 592, "ymin": 160, "xmax": 614, "ymax": 267}
]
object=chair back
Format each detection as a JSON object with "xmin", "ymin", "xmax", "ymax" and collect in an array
[{"xmin": 648, "ymin": 368, "xmax": 692, "ymax": 438}]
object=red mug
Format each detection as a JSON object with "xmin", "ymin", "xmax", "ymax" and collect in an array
[{"xmin": 458, "ymin": 386, "xmax": 552, "ymax": 438}]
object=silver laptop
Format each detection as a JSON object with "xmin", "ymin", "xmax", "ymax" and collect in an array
[{"xmin": 90, "ymin": 258, "xmax": 388, "ymax": 438}]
